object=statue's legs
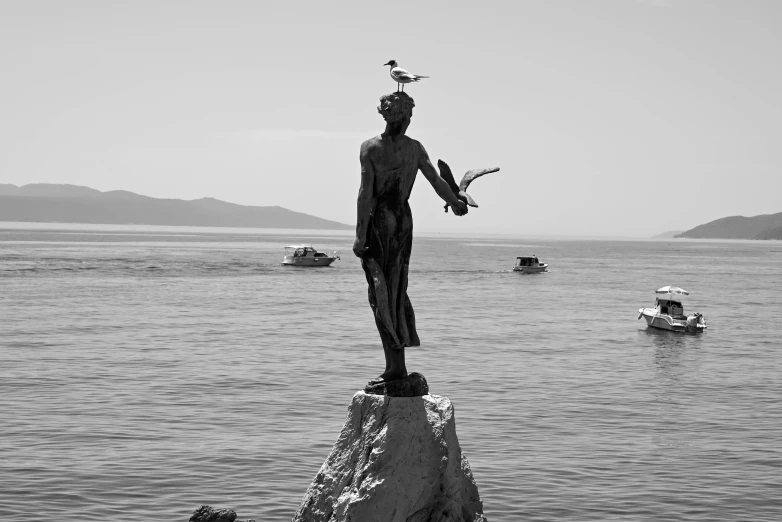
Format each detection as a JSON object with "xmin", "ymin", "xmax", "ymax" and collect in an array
[
  {"xmin": 379, "ymin": 345, "xmax": 407, "ymax": 382},
  {"xmin": 362, "ymin": 258, "xmax": 403, "ymax": 343},
  {"xmin": 361, "ymin": 208, "xmax": 417, "ymax": 382},
  {"xmin": 363, "ymin": 259, "xmax": 413, "ymax": 382}
]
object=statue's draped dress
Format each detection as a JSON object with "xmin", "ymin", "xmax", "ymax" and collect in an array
[{"xmin": 361, "ymin": 157, "xmax": 420, "ymax": 351}]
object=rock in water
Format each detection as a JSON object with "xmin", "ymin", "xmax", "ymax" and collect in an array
[
  {"xmin": 189, "ymin": 505, "xmax": 254, "ymax": 522},
  {"xmin": 292, "ymin": 391, "xmax": 487, "ymax": 522}
]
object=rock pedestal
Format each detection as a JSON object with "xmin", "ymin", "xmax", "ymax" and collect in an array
[{"xmin": 291, "ymin": 391, "xmax": 487, "ymax": 522}]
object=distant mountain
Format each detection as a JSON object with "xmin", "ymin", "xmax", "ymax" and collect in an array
[
  {"xmin": 674, "ymin": 212, "xmax": 782, "ymax": 240},
  {"xmin": 0, "ymin": 183, "xmax": 21, "ymax": 195},
  {"xmin": 0, "ymin": 183, "xmax": 352, "ymax": 230},
  {"xmin": 652, "ymin": 230, "xmax": 685, "ymax": 239},
  {"xmin": 0, "ymin": 183, "xmax": 103, "ymax": 197},
  {"xmin": 755, "ymin": 225, "xmax": 782, "ymax": 240}
]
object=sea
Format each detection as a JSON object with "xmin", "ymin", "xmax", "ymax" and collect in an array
[{"xmin": 1, "ymin": 223, "xmax": 780, "ymax": 522}]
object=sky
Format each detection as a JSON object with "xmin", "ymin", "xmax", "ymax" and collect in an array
[{"xmin": 1, "ymin": 0, "xmax": 780, "ymax": 237}]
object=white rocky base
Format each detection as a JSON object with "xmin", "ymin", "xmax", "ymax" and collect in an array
[{"xmin": 292, "ymin": 392, "xmax": 487, "ymax": 522}]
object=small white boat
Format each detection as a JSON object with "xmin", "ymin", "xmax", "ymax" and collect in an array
[
  {"xmin": 638, "ymin": 286, "xmax": 706, "ymax": 333},
  {"xmin": 513, "ymin": 255, "xmax": 548, "ymax": 274},
  {"xmin": 281, "ymin": 245, "xmax": 339, "ymax": 267}
]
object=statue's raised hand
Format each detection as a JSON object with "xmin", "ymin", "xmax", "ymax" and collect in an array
[
  {"xmin": 438, "ymin": 160, "xmax": 500, "ymax": 213},
  {"xmin": 451, "ymin": 200, "xmax": 468, "ymax": 216}
]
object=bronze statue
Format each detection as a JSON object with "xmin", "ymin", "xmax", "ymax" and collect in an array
[{"xmin": 353, "ymin": 92, "xmax": 497, "ymax": 384}]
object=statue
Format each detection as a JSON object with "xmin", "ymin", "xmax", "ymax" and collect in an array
[
  {"xmin": 353, "ymin": 92, "xmax": 497, "ymax": 385},
  {"xmin": 291, "ymin": 94, "xmax": 494, "ymax": 522}
]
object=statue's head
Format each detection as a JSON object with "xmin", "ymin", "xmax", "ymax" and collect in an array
[{"xmin": 377, "ymin": 92, "xmax": 415, "ymax": 125}]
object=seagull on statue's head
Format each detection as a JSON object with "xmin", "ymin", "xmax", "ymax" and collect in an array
[{"xmin": 384, "ymin": 60, "xmax": 428, "ymax": 92}]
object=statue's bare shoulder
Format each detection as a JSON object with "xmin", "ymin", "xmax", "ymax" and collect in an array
[
  {"xmin": 360, "ymin": 136, "xmax": 384, "ymax": 156},
  {"xmin": 361, "ymin": 135, "xmax": 420, "ymax": 160}
]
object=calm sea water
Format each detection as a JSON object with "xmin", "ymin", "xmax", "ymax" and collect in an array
[{"xmin": 1, "ymin": 225, "xmax": 781, "ymax": 522}]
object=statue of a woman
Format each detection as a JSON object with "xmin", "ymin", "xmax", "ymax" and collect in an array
[{"xmin": 353, "ymin": 92, "xmax": 468, "ymax": 382}]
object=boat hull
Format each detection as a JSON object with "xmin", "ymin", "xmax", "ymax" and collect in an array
[
  {"xmin": 638, "ymin": 308, "xmax": 706, "ymax": 333},
  {"xmin": 282, "ymin": 257, "xmax": 336, "ymax": 267},
  {"xmin": 513, "ymin": 264, "xmax": 548, "ymax": 274}
]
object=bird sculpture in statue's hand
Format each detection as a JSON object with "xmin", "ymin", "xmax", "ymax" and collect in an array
[
  {"xmin": 384, "ymin": 60, "xmax": 428, "ymax": 91},
  {"xmin": 437, "ymin": 160, "xmax": 500, "ymax": 213}
]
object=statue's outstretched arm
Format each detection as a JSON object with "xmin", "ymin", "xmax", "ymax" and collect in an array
[
  {"xmin": 353, "ymin": 143, "xmax": 376, "ymax": 257},
  {"xmin": 417, "ymin": 143, "xmax": 468, "ymax": 216}
]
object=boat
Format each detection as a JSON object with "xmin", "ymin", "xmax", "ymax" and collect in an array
[
  {"xmin": 281, "ymin": 245, "xmax": 339, "ymax": 267},
  {"xmin": 513, "ymin": 255, "xmax": 548, "ymax": 273},
  {"xmin": 638, "ymin": 286, "xmax": 706, "ymax": 333}
]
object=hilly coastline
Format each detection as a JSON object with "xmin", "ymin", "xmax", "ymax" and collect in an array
[
  {"xmin": 674, "ymin": 212, "xmax": 782, "ymax": 240},
  {"xmin": 0, "ymin": 183, "xmax": 352, "ymax": 230},
  {"xmin": 652, "ymin": 230, "xmax": 685, "ymax": 239}
]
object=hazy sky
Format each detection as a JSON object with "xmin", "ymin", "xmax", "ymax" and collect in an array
[{"xmin": 1, "ymin": 0, "xmax": 780, "ymax": 236}]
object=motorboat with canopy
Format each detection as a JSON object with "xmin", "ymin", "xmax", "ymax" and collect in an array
[
  {"xmin": 513, "ymin": 255, "xmax": 548, "ymax": 274},
  {"xmin": 638, "ymin": 286, "xmax": 706, "ymax": 332}
]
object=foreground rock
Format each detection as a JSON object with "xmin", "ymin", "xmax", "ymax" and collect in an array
[
  {"xmin": 189, "ymin": 505, "xmax": 255, "ymax": 522},
  {"xmin": 292, "ymin": 391, "xmax": 487, "ymax": 522}
]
